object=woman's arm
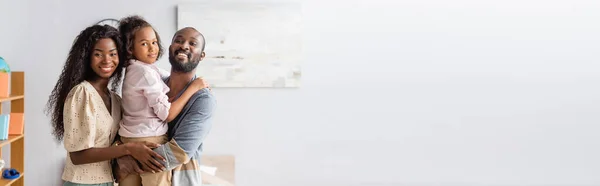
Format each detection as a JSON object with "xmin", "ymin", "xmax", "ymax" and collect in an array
[
  {"xmin": 69, "ymin": 141, "xmax": 164, "ymax": 171},
  {"xmin": 63, "ymin": 83, "xmax": 165, "ymax": 170},
  {"xmin": 165, "ymin": 78, "xmax": 208, "ymax": 122},
  {"xmin": 70, "ymin": 144, "xmax": 128, "ymax": 165}
]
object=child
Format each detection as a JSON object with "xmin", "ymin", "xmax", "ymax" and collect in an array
[{"xmin": 117, "ymin": 15, "xmax": 208, "ymax": 186}]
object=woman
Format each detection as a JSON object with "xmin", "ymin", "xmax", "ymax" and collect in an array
[{"xmin": 45, "ymin": 24, "xmax": 165, "ymax": 186}]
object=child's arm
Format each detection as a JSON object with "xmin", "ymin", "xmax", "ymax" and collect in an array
[
  {"xmin": 130, "ymin": 64, "xmax": 172, "ymax": 122},
  {"xmin": 165, "ymin": 78, "xmax": 208, "ymax": 122},
  {"xmin": 116, "ymin": 89, "xmax": 215, "ymax": 172}
]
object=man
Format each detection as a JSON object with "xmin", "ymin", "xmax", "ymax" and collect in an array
[{"xmin": 115, "ymin": 27, "xmax": 216, "ymax": 186}]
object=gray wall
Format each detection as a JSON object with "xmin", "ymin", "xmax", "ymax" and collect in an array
[{"xmin": 2, "ymin": 0, "xmax": 600, "ymax": 185}]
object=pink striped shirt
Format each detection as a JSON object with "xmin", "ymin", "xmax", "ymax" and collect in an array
[{"xmin": 119, "ymin": 59, "xmax": 171, "ymax": 138}]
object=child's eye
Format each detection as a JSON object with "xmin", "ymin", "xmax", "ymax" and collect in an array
[
  {"xmin": 142, "ymin": 43, "xmax": 147, "ymax": 46},
  {"xmin": 152, "ymin": 41, "xmax": 157, "ymax": 45}
]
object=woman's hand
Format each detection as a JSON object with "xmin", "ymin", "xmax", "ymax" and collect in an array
[{"xmin": 124, "ymin": 141, "xmax": 166, "ymax": 173}]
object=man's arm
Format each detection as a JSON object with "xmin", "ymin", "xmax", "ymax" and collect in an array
[
  {"xmin": 114, "ymin": 89, "xmax": 215, "ymax": 176},
  {"xmin": 155, "ymin": 88, "xmax": 216, "ymax": 170}
]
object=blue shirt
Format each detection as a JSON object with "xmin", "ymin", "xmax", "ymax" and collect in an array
[{"xmin": 153, "ymin": 76, "xmax": 216, "ymax": 185}]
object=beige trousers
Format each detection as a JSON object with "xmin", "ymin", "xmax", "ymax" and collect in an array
[{"xmin": 118, "ymin": 135, "xmax": 171, "ymax": 186}]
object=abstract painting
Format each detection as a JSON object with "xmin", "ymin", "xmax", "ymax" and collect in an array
[{"xmin": 177, "ymin": 2, "xmax": 302, "ymax": 88}]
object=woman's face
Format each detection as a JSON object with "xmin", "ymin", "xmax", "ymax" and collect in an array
[{"xmin": 90, "ymin": 38, "xmax": 119, "ymax": 79}]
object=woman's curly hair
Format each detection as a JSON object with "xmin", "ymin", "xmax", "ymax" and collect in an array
[
  {"xmin": 118, "ymin": 15, "xmax": 164, "ymax": 63},
  {"xmin": 45, "ymin": 24, "xmax": 126, "ymax": 141}
]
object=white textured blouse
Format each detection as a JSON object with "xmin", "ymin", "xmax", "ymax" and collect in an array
[{"xmin": 61, "ymin": 80, "xmax": 122, "ymax": 184}]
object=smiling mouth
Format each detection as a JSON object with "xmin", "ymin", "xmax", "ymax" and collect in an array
[
  {"xmin": 175, "ymin": 51, "xmax": 191, "ymax": 60},
  {"xmin": 100, "ymin": 66, "xmax": 113, "ymax": 72}
]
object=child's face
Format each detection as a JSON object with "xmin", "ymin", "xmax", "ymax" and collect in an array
[{"xmin": 131, "ymin": 26, "xmax": 159, "ymax": 64}]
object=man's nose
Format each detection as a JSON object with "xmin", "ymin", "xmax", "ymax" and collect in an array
[{"xmin": 181, "ymin": 42, "xmax": 190, "ymax": 51}]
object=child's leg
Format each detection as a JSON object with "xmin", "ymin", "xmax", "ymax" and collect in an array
[
  {"xmin": 118, "ymin": 174, "xmax": 141, "ymax": 186},
  {"xmin": 140, "ymin": 169, "xmax": 172, "ymax": 186},
  {"xmin": 119, "ymin": 135, "xmax": 169, "ymax": 186}
]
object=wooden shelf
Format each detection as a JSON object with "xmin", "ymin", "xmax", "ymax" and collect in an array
[
  {"xmin": 0, "ymin": 135, "xmax": 23, "ymax": 149},
  {"xmin": 0, "ymin": 71, "xmax": 24, "ymax": 186},
  {"xmin": 0, "ymin": 172, "xmax": 23, "ymax": 186},
  {"xmin": 0, "ymin": 96, "xmax": 23, "ymax": 103}
]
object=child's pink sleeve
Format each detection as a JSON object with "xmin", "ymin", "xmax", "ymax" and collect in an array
[
  {"xmin": 126, "ymin": 64, "xmax": 171, "ymax": 121},
  {"xmin": 157, "ymin": 67, "xmax": 170, "ymax": 78}
]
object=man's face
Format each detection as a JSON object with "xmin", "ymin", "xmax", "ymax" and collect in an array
[{"xmin": 168, "ymin": 28, "xmax": 205, "ymax": 73}]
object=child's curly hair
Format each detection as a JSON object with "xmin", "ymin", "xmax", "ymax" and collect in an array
[
  {"xmin": 45, "ymin": 24, "xmax": 126, "ymax": 141},
  {"xmin": 118, "ymin": 15, "xmax": 164, "ymax": 63}
]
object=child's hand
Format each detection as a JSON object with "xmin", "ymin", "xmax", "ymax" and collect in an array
[{"xmin": 190, "ymin": 78, "xmax": 209, "ymax": 90}]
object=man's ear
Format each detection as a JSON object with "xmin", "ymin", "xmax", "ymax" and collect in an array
[{"xmin": 200, "ymin": 51, "xmax": 206, "ymax": 61}]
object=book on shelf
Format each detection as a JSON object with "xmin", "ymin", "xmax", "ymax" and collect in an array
[
  {"xmin": 0, "ymin": 73, "xmax": 8, "ymax": 97},
  {"xmin": 9, "ymin": 113, "xmax": 23, "ymax": 135},
  {"xmin": 0, "ymin": 114, "xmax": 9, "ymax": 140}
]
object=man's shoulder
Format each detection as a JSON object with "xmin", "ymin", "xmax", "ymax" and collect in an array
[
  {"xmin": 192, "ymin": 88, "xmax": 214, "ymax": 98},
  {"xmin": 188, "ymin": 88, "xmax": 216, "ymax": 109}
]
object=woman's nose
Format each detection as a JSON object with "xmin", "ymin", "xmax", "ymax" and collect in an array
[{"xmin": 103, "ymin": 54, "xmax": 112, "ymax": 63}]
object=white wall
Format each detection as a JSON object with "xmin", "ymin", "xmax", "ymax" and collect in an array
[{"xmin": 2, "ymin": 0, "xmax": 600, "ymax": 185}]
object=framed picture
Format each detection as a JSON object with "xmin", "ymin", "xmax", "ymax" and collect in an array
[{"xmin": 177, "ymin": 2, "xmax": 302, "ymax": 88}]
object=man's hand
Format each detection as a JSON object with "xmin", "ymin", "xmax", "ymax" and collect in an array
[{"xmin": 115, "ymin": 155, "xmax": 143, "ymax": 183}]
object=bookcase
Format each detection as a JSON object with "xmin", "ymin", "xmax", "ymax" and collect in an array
[{"xmin": 0, "ymin": 72, "xmax": 24, "ymax": 186}]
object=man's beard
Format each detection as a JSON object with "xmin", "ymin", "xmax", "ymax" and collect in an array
[{"xmin": 169, "ymin": 50, "xmax": 200, "ymax": 73}]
